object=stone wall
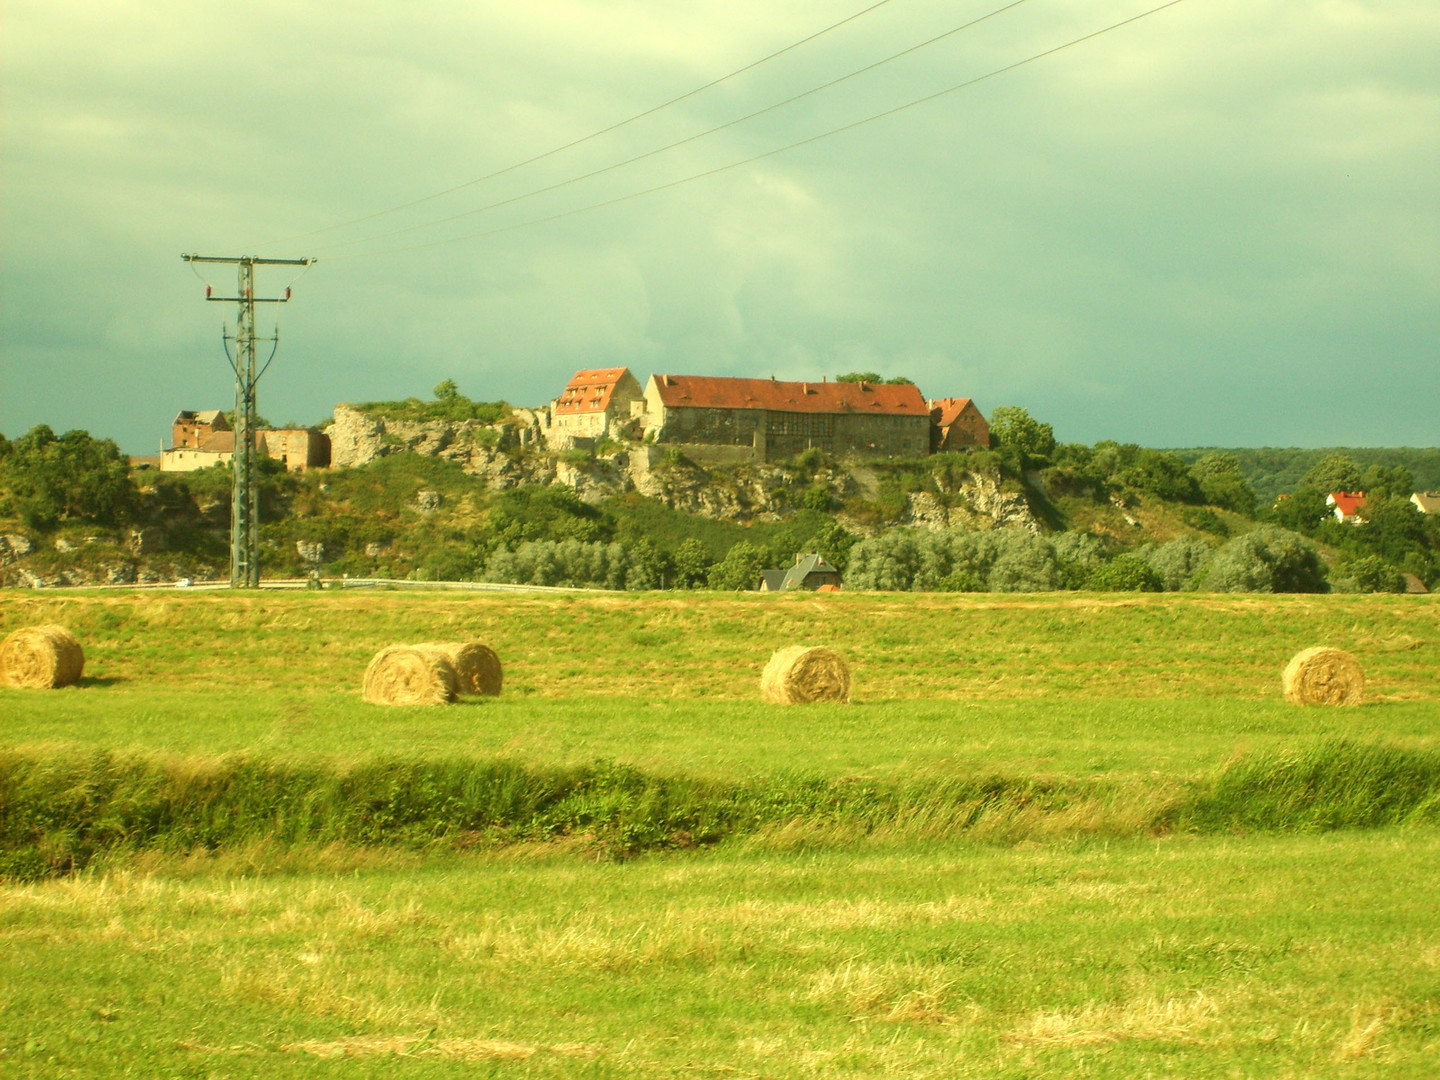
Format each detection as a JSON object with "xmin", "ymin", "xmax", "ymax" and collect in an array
[{"xmin": 655, "ymin": 405, "xmax": 929, "ymax": 463}]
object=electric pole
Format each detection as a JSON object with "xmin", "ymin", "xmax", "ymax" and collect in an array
[{"xmin": 181, "ymin": 254, "xmax": 314, "ymax": 588}]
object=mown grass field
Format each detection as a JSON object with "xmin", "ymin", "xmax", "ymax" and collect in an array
[{"xmin": 2, "ymin": 588, "xmax": 1438, "ymax": 1077}]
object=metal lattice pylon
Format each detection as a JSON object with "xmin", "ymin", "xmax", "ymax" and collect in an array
[{"xmin": 182, "ymin": 254, "xmax": 314, "ymax": 587}]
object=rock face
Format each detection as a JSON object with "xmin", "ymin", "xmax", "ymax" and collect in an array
[
  {"xmin": 326, "ymin": 404, "xmax": 544, "ymax": 476},
  {"xmin": 2, "ymin": 534, "xmax": 35, "ymax": 558},
  {"xmin": 322, "ymin": 403, "xmax": 1037, "ymax": 532},
  {"xmin": 296, "ymin": 540, "xmax": 326, "ymax": 564}
]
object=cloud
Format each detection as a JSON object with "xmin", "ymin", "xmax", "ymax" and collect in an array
[{"xmin": 2, "ymin": 0, "xmax": 1437, "ymax": 451}]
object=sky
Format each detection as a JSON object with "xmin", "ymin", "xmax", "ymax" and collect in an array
[{"xmin": 2, "ymin": 0, "xmax": 1437, "ymax": 454}]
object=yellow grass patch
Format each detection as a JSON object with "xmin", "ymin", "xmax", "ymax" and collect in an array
[{"xmin": 1003, "ymin": 993, "xmax": 1218, "ymax": 1046}]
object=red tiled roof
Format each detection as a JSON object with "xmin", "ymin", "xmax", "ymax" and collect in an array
[
  {"xmin": 650, "ymin": 375, "xmax": 926, "ymax": 416},
  {"xmin": 927, "ymin": 397, "xmax": 976, "ymax": 426},
  {"xmin": 554, "ymin": 367, "xmax": 630, "ymax": 415},
  {"xmin": 1328, "ymin": 491, "xmax": 1366, "ymax": 516}
]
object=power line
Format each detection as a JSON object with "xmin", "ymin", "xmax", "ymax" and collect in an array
[
  {"xmin": 255, "ymin": 0, "xmax": 906, "ymax": 250},
  {"xmin": 328, "ymin": 0, "xmax": 1189, "ymax": 262},
  {"xmin": 313, "ymin": 0, "xmax": 1033, "ymax": 255}
]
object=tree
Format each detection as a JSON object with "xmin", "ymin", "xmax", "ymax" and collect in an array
[
  {"xmin": 988, "ymin": 407, "xmax": 1056, "ymax": 468},
  {"xmin": 672, "ymin": 538, "xmax": 713, "ymax": 589},
  {"xmin": 985, "ymin": 530, "xmax": 1060, "ymax": 592},
  {"xmin": 1266, "ymin": 486, "xmax": 1329, "ymax": 535},
  {"xmin": 220, "ymin": 409, "xmax": 273, "ymax": 430},
  {"xmin": 1189, "ymin": 453, "xmax": 1256, "ymax": 514},
  {"xmin": 835, "ymin": 372, "xmax": 882, "ymax": 384},
  {"xmin": 1115, "ymin": 449, "xmax": 1200, "ymax": 503},
  {"xmin": 708, "ymin": 541, "xmax": 769, "ymax": 591},
  {"xmin": 1301, "ymin": 454, "xmax": 1363, "ymax": 495},
  {"xmin": 433, "ymin": 379, "xmax": 460, "ymax": 401},
  {"xmin": 1142, "ymin": 535, "xmax": 1214, "ymax": 591},
  {"xmin": 1332, "ymin": 555, "xmax": 1405, "ymax": 594},
  {"xmin": 0, "ymin": 425, "xmax": 137, "ymax": 528},
  {"xmin": 1359, "ymin": 463, "xmax": 1415, "ymax": 502}
]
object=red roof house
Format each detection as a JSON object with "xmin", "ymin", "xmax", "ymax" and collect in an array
[
  {"xmin": 927, "ymin": 397, "xmax": 990, "ymax": 451},
  {"xmin": 1326, "ymin": 491, "xmax": 1366, "ymax": 524},
  {"xmin": 549, "ymin": 367, "xmax": 644, "ymax": 442}
]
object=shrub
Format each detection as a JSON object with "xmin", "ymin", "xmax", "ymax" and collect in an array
[
  {"xmin": 1142, "ymin": 535, "xmax": 1215, "ymax": 591},
  {"xmin": 483, "ymin": 539, "xmax": 637, "ymax": 590},
  {"xmin": 1205, "ymin": 526, "xmax": 1327, "ymax": 593},
  {"xmin": 1331, "ymin": 555, "xmax": 1405, "ymax": 594},
  {"xmin": 1085, "ymin": 554, "xmax": 1162, "ymax": 592}
]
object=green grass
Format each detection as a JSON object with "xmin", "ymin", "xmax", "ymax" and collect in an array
[
  {"xmin": 4, "ymin": 832, "xmax": 1439, "ymax": 1077},
  {"xmin": 3, "ymin": 740, "xmax": 1439, "ymax": 880},
  {"xmin": 2, "ymin": 588, "xmax": 1438, "ymax": 1075}
]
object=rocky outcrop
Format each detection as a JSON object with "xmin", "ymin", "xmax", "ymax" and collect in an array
[
  {"xmin": 844, "ymin": 473, "xmax": 1039, "ymax": 536},
  {"xmin": 958, "ymin": 472, "xmax": 1041, "ymax": 532},
  {"xmin": 326, "ymin": 404, "xmax": 544, "ymax": 474}
]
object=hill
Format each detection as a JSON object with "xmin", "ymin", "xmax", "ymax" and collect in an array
[
  {"xmin": 3, "ymin": 410, "xmax": 1439, "ymax": 592},
  {"xmin": 1171, "ymin": 446, "xmax": 1440, "ymax": 502}
]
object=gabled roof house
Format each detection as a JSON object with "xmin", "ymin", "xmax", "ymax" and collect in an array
[
  {"xmin": 928, "ymin": 397, "xmax": 990, "ymax": 451},
  {"xmin": 759, "ymin": 553, "xmax": 842, "ymax": 592},
  {"xmin": 549, "ymin": 367, "xmax": 644, "ymax": 441},
  {"xmin": 1327, "ymin": 491, "xmax": 1366, "ymax": 524}
]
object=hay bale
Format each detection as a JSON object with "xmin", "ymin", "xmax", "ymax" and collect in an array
[
  {"xmin": 363, "ymin": 645, "xmax": 459, "ymax": 706},
  {"xmin": 761, "ymin": 645, "xmax": 851, "ymax": 704},
  {"xmin": 1282, "ymin": 646, "xmax": 1364, "ymax": 706},
  {"xmin": 420, "ymin": 641, "xmax": 503, "ymax": 697},
  {"xmin": 0, "ymin": 625, "xmax": 85, "ymax": 689}
]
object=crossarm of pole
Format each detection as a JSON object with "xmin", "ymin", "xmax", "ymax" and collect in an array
[
  {"xmin": 181, "ymin": 254, "xmax": 317, "ymax": 300},
  {"xmin": 182, "ymin": 254, "xmax": 316, "ymax": 266},
  {"xmin": 203, "ymin": 295, "xmax": 296, "ymax": 303}
]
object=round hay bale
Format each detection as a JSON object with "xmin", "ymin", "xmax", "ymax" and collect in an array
[
  {"xmin": 420, "ymin": 641, "xmax": 503, "ymax": 697},
  {"xmin": 0, "ymin": 625, "xmax": 85, "ymax": 689},
  {"xmin": 363, "ymin": 645, "xmax": 459, "ymax": 706},
  {"xmin": 761, "ymin": 645, "xmax": 851, "ymax": 705},
  {"xmin": 1282, "ymin": 646, "xmax": 1364, "ymax": 706}
]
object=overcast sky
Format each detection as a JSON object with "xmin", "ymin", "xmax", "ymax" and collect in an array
[{"xmin": 3, "ymin": 0, "xmax": 1437, "ymax": 454}]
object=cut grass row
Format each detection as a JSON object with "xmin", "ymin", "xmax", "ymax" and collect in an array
[{"xmin": 4, "ymin": 740, "xmax": 1439, "ymax": 879}]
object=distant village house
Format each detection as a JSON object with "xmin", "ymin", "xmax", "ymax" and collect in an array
[
  {"xmin": 1410, "ymin": 492, "xmax": 1440, "ymax": 515},
  {"xmin": 1326, "ymin": 491, "xmax": 1366, "ymax": 525}
]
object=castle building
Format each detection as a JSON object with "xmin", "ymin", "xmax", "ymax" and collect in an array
[{"xmin": 641, "ymin": 375, "xmax": 930, "ymax": 463}]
